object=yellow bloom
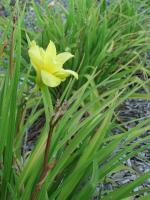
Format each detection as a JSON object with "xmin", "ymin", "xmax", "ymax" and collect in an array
[{"xmin": 28, "ymin": 40, "xmax": 78, "ymax": 87}]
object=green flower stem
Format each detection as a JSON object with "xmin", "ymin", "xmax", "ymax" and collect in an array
[
  {"xmin": 41, "ymin": 85, "xmax": 54, "ymax": 122},
  {"xmin": 31, "ymin": 85, "xmax": 54, "ymax": 200}
]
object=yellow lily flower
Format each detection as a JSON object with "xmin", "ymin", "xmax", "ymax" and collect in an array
[{"xmin": 28, "ymin": 40, "xmax": 78, "ymax": 87}]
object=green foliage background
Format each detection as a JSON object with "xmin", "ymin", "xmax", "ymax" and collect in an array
[{"xmin": 0, "ymin": 0, "xmax": 150, "ymax": 199}]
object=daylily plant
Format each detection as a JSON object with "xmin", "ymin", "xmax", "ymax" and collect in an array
[{"xmin": 28, "ymin": 40, "xmax": 78, "ymax": 87}]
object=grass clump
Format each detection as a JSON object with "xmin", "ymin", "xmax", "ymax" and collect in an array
[{"xmin": 0, "ymin": 0, "xmax": 149, "ymax": 199}]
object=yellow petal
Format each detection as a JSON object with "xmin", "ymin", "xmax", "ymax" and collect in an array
[
  {"xmin": 30, "ymin": 40, "xmax": 36, "ymax": 47},
  {"xmin": 44, "ymin": 41, "xmax": 59, "ymax": 73},
  {"xmin": 54, "ymin": 69, "xmax": 78, "ymax": 80},
  {"xmin": 28, "ymin": 41, "xmax": 44, "ymax": 71},
  {"xmin": 41, "ymin": 70, "xmax": 61, "ymax": 87},
  {"xmin": 45, "ymin": 41, "xmax": 56, "ymax": 57},
  {"xmin": 56, "ymin": 52, "xmax": 74, "ymax": 67}
]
